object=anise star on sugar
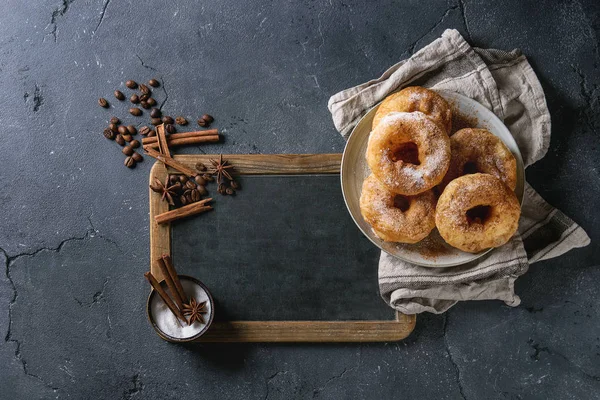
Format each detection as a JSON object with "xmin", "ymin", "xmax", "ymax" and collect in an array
[
  {"xmin": 149, "ymin": 176, "xmax": 178, "ymax": 206},
  {"xmin": 208, "ymin": 154, "xmax": 234, "ymax": 184},
  {"xmin": 182, "ymin": 297, "xmax": 208, "ymax": 325}
]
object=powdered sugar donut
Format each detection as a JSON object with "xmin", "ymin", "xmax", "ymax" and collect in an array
[
  {"xmin": 441, "ymin": 128, "xmax": 517, "ymax": 191},
  {"xmin": 436, "ymin": 173, "xmax": 520, "ymax": 253},
  {"xmin": 366, "ymin": 111, "xmax": 451, "ymax": 195},
  {"xmin": 372, "ymin": 86, "xmax": 453, "ymax": 134},
  {"xmin": 360, "ymin": 174, "xmax": 436, "ymax": 243}
]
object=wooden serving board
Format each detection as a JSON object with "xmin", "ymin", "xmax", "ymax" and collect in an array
[{"xmin": 149, "ymin": 154, "xmax": 415, "ymax": 342}]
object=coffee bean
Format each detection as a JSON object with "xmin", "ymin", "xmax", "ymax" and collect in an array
[
  {"xmin": 202, "ymin": 174, "xmax": 214, "ymax": 182},
  {"xmin": 148, "ymin": 78, "xmax": 160, "ymax": 87},
  {"xmin": 165, "ymin": 124, "xmax": 176, "ymax": 134},
  {"xmin": 130, "ymin": 139, "xmax": 140, "ymax": 148},
  {"xmin": 115, "ymin": 134, "xmax": 125, "ymax": 146},
  {"xmin": 139, "ymin": 126, "xmax": 151, "ymax": 136},
  {"xmin": 185, "ymin": 181, "xmax": 196, "ymax": 190},
  {"xmin": 122, "ymin": 134, "xmax": 133, "ymax": 142},
  {"xmin": 126, "ymin": 80, "xmax": 137, "ymax": 89},
  {"xmin": 169, "ymin": 175, "xmax": 179, "ymax": 184},
  {"xmin": 109, "ymin": 123, "xmax": 119, "ymax": 132},
  {"xmin": 175, "ymin": 116, "xmax": 188, "ymax": 125},
  {"xmin": 124, "ymin": 156, "xmax": 136, "ymax": 168},
  {"xmin": 129, "ymin": 107, "xmax": 142, "ymax": 116},
  {"xmin": 197, "ymin": 185, "xmax": 208, "ymax": 196},
  {"xmin": 146, "ymin": 97, "xmax": 157, "ymax": 106},
  {"xmin": 195, "ymin": 163, "xmax": 207, "ymax": 172},
  {"xmin": 225, "ymin": 187, "xmax": 235, "ymax": 195},
  {"xmin": 139, "ymin": 84, "xmax": 150, "ymax": 95},
  {"xmin": 173, "ymin": 181, "xmax": 183, "ymax": 192},
  {"xmin": 202, "ymin": 114, "xmax": 214, "ymax": 123},
  {"xmin": 132, "ymin": 152, "xmax": 143, "ymax": 162},
  {"xmin": 130, "ymin": 94, "xmax": 140, "ymax": 104},
  {"xmin": 110, "ymin": 116, "xmax": 120, "ymax": 124},
  {"xmin": 140, "ymin": 93, "xmax": 150, "ymax": 102},
  {"xmin": 151, "ymin": 118, "xmax": 162, "ymax": 126},
  {"xmin": 98, "ymin": 98, "xmax": 109, "ymax": 108},
  {"xmin": 197, "ymin": 118, "xmax": 207, "ymax": 127},
  {"xmin": 148, "ymin": 129, "xmax": 156, "ymax": 137},
  {"xmin": 150, "ymin": 108, "xmax": 161, "ymax": 118},
  {"xmin": 180, "ymin": 195, "xmax": 188, "ymax": 206},
  {"xmin": 114, "ymin": 90, "xmax": 125, "ymax": 100},
  {"xmin": 141, "ymin": 101, "xmax": 151, "ymax": 109},
  {"xmin": 190, "ymin": 189, "xmax": 201, "ymax": 202},
  {"xmin": 103, "ymin": 128, "xmax": 115, "ymax": 140},
  {"xmin": 195, "ymin": 175, "xmax": 207, "ymax": 186},
  {"xmin": 217, "ymin": 184, "xmax": 226, "ymax": 194},
  {"xmin": 179, "ymin": 175, "xmax": 189, "ymax": 183},
  {"xmin": 127, "ymin": 125, "xmax": 137, "ymax": 135},
  {"xmin": 162, "ymin": 116, "xmax": 174, "ymax": 124},
  {"xmin": 117, "ymin": 125, "xmax": 128, "ymax": 135},
  {"xmin": 230, "ymin": 180, "xmax": 240, "ymax": 190},
  {"xmin": 122, "ymin": 146, "xmax": 134, "ymax": 156}
]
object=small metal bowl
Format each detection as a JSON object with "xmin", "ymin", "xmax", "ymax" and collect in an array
[{"xmin": 146, "ymin": 274, "xmax": 215, "ymax": 343}]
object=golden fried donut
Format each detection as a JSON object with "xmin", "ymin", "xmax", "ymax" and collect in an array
[
  {"xmin": 372, "ymin": 86, "xmax": 452, "ymax": 134},
  {"xmin": 366, "ymin": 111, "xmax": 451, "ymax": 195},
  {"xmin": 442, "ymin": 128, "xmax": 517, "ymax": 190},
  {"xmin": 436, "ymin": 173, "xmax": 520, "ymax": 253},
  {"xmin": 360, "ymin": 174, "xmax": 436, "ymax": 243}
]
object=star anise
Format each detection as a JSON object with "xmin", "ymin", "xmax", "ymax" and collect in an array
[
  {"xmin": 149, "ymin": 176, "xmax": 178, "ymax": 206},
  {"xmin": 182, "ymin": 297, "xmax": 208, "ymax": 325},
  {"xmin": 208, "ymin": 154, "xmax": 234, "ymax": 184}
]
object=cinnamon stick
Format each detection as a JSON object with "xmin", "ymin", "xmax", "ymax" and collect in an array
[
  {"xmin": 155, "ymin": 257, "xmax": 184, "ymax": 310},
  {"xmin": 155, "ymin": 199, "xmax": 213, "ymax": 225},
  {"xmin": 143, "ymin": 135, "xmax": 219, "ymax": 151},
  {"xmin": 142, "ymin": 129, "xmax": 218, "ymax": 145},
  {"xmin": 144, "ymin": 272, "xmax": 187, "ymax": 324},
  {"xmin": 162, "ymin": 255, "xmax": 187, "ymax": 304},
  {"xmin": 156, "ymin": 124, "xmax": 171, "ymax": 157},
  {"xmin": 144, "ymin": 147, "xmax": 197, "ymax": 177}
]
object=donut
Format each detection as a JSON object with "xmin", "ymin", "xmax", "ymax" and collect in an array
[
  {"xmin": 372, "ymin": 86, "xmax": 452, "ymax": 134},
  {"xmin": 441, "ymin": 128, "xmax": 517, "ymax": 191},
  {"xmin": 435, "ymin": 173, "xmax": 520, "ymax": 253},
  {"xmin": 360, "ymin": 174, "xmax": 436, "ymax": 243},
  {"xmin": 366, "ymin": 111, "xmax": 451, "ymax": 195}
]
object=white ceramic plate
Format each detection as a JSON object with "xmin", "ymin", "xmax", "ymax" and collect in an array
[{"xmin": 340, "ymin": 90, "xmax": 525, "ymax": 268}]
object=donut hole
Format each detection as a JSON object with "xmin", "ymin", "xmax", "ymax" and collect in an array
[
  {"xmin": 466, "ymin": 205, "xmax": 492, "ymax": 225},
  {"xmin": 462, "ymin": 161, "xmax": 478, "ymax": 175},
  {"xmin": 390, "ymin": 142, "xmax": 420, "ymax": 165},
  {"xmin": 393, "ymin": 195, "xmax": 411, "ymax": 212}
]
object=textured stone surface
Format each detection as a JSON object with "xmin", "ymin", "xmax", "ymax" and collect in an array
[{"xmin": 0, "ymin": 0, "xmax": 598, "ymax": 398}]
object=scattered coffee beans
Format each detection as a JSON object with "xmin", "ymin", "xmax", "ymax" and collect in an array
[
  {"xmin": 122, "ymin": 133, "xmax": 133, "ymax": 142},
  {"xmin": 151, "ymin": 118, "xmax": 162, "ymax": 126},
  {"xmin": 230, "ymin": 180, "xmax": 240, "ymax": 190},
  {"xmin": 179, "ymin": 175, "xmax": 188, "ymax": 183},
  {"xmin": 148, "ymin": 78, "xmax": 160, "ymax": 87},
  {"xmin": 122, "ymin": 146, "xmax": 134, "ymax": 156},
  {"xmin": 195, "ymin": 175, "xmax": 207, "ymax": 186},
  {"xmin": 150, "ymin": 108, "xmax": 161, "ymax": 118},
  {"xmin": 115, "ymin": 134, "xmax": 125, "ymax": 146},
  {"xmin": 109, "ymin": 123, "xmax": 119, "ymax": 132},
  {"xmin": 197, "ymin": 118, "xmax": 207, "ymax": 127},
  {"xmin": 110, "ymin": 116, "xmax": 120, "ymax": 124},
  {"xmin": 195, "ymin": 163, "xmax": 207, "ymax": 172},
  {"xmin": 165, "ymin": 124, "xmax": 176, "ymax": 134},
  {"xmin": 139, "ymin": 126, "xmax": 151, "ymax": 136},
  {"xmin": 148, "ymin": 129, "xmax": 156, "ymax": 137},
  {"xmin": 130, "ymin": 94, "xmax": 140, "ymax": 104},
  {"xmin": 124, "ymin": 156, "xmax": 136, "ymax": 168},
  {"xmin": 147, "ymin": 98, "xmax": 157, "ymax": 107},
  {"xmin": 132, "ymin": 152, "xmax": 143, "ymax": 162},
  {"xmin": 169, "ymin": 175, "xmax": 179, "ymax": 184},
  {"xmin": 162, "ymin": 116, "xmax": 174, "ymax": 124},
  {"xmin": 139, "ymin": 84, "xmax": 150, "ymax": 95},
  {"xmin": 175, "ymin": 116, "xmax": 188, "ymax": 125},
  {"xmin": 225, "ymin": 187, "xmax": 235, "ymax": 195},
  {"xmin": 202, "ymin": 114, "xmax": 214, "ymax": 123},
  {"xmin": 129, "ymin": 107, "xmax": 142, "ymax": 116},
  {"xmin": 117, "ymin": 125, "xmax": 128, "ymax": 135},
  {"xmin": 197, "ymin": 186, "xmax": 208, "ymax": 196},
  {"xmin": 140, "ymin": 93, "xmax": 150, "ymax": 102},
  {"xmin": 103, "ymin": 128, "xmax": 115, "ymax": 140},
  {"xmin": 141, "ymin": 101, "xmax": 150, "ymax": 109},
  {"xmin": 130, "ymin": 139, "xmax": 140, "ymax": 148},
  {"xmin": 114, "ymin": 90, "xmax": 125, "ymax": 100},
  {"xmin": 98, "ymin": 98, "xmax": 109, "ymax": 108},
  {"xmin": 127, "ymin": 125, "xmax": 137, "ymax": 135},
  {"xmin": 126, "ymin": 80, "xmax": 137, "ymax": 89}
]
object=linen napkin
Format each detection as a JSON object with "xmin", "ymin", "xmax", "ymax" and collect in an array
[{"xmin": 328, "ymin": 29, "xmax": 590, "ymax": 314}]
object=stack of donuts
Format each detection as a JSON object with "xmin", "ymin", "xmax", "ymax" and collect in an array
[{"xmin": 360, "ymin": 86, "xmax": 520, "ymax": 253}]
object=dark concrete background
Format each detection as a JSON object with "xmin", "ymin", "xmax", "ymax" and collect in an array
[{"xmin": 0, "ymin": 0, "xmax": 598, "ymax": 398}]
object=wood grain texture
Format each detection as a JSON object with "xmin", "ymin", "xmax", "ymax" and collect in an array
[{"xmin": 149, "ymin": 154, "xmax": 416, "ymax": 342}]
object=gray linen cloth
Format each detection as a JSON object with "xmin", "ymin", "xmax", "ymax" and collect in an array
[{"xmin": 328, "ymin": 29, "xmax": 590, "ymax": 314}]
